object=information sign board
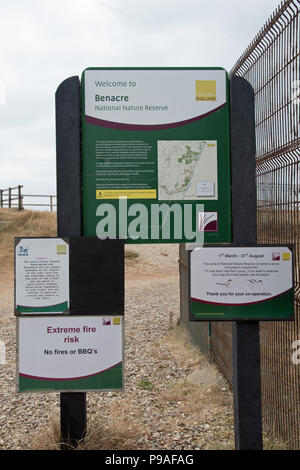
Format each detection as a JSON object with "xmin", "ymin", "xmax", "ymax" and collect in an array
[
  {"xmin": 15, "ymin": 238, "xmax": 69, "ymax": 315},
  {"xmin": 189, "ymin": 245, "xmax": 294, "ymax": 321},
  {"xmin": 82, "ymin": 67, "xmax": 231, "ymax": 244},
  {"xmin": 15, "ymin": 237, "xmax": 124, "ymax": 316},
  {"xmin": 17, "ymin": 316, "xmax": 123, "ymax": 392}
]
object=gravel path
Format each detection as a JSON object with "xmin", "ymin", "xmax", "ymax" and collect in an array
[{"xmin": 0, "ymin": 244, "xmax": 234, "ymax": 450}]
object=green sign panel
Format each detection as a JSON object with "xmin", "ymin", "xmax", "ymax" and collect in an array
[
  {"xmin": 82, "ymin": 67, "xmax": 231, "ymax": 244},
  {"xmin": 189, "ymin": 246, "xmax": 294, "ymax": 321}
]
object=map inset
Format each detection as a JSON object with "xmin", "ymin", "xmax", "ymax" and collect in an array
[{"xmin": 158, "ymin": 140, "xmax": 218, "ymax": 200}]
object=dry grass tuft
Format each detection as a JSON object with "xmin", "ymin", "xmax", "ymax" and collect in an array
[
  {"xmin": 125, "ymin": 249, "xmax": 140, "ymax": 260},
  {"xmin": 162, "ymin": 323, "xmax": 206, "ymax": 368},
  {"xmin": 262, "ymin": 429, "xmax": 289, "ymax": 450},
  {"xmin": 0, "ymin": 208, "xmax": 22, "ymax": 221},
  {"xmin": 76, "ymin": 425, "xmax": 143, "ymax": 451},
  {"xmin": 0, "ymin": 209, "xmax": 57, "ymax": 308},
  {"xmin": 159, "ymin": 324, "xmax": 231, "ymax": 411},
  {"xmin": 160, "ymin": 380, "xmax": 201, "ymax": 403},
  {"xmin": 30, "ymin": 402, "xmax": 145, "ymax": 450},
  {"xmin": 77, "ymin": 402, "xmax": 145, "ymax": 450},
  {"xmin": 0, "ymin": 209, "xmax": 57, "ymax": 277},
  {"xmin": 29, "ymin": 414, "xmax": 61, "ymax": 450}
]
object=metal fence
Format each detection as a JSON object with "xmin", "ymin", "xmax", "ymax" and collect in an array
[
  {"xmin": 0, "ymin": 186, "xmax": 57, "ymax": 211},
  {"xmin": 209, "ymin": 0, "xmax": 300, "ymax": 449}
]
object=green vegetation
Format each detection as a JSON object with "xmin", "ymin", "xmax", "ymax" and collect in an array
[
  {"xmin": 137, "ymin": 380, "xmax": 154, "ymax": 389},
  {"xmin": 125, "ymin": 250, "xmax": 139, "ymax": 259}
]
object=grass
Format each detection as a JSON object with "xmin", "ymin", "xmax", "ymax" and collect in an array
[
  {"xmin": 125, "ymin": 249, "xmax": 139, "ymax": 259},
  {"xmin": 0, "ymin": 208, "xmax": 22, "ymax": 221},
  {"xmin": 162, "ymin": 323, "xmax": 206, "ymax": 368},
  {"xmin": 29, "ymin": 406, "xmax": 145, "ymax": 451},
  {"xmin": 137, "ymin": 380, "xmax": 154, "ymax": 389},
  {"xmin": 160, "ymin": 380, "xmax": 199, "ymax": 402},
  {"xmin": 0, "ymin": 208, "xmax": 57, "ymax": 277}
]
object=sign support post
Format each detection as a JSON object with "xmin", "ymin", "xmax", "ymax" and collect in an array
[
  {"xmin": 55, "ymin": 76, "xmax": 86, "ymax": 448},
  {"xmin": 230, "ymin": 76, "xmax": 263, "ymax": 450}
]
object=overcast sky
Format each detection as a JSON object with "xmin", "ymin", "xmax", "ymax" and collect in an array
[{"xmin": 0, "ymin": 0, "xmax": 282, "ymax": 203}]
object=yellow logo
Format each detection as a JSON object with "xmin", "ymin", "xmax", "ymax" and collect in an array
[
  {"xmin": 113, "ymin": 317, "xmax": 121, "ymax": 325},
  {"xmin": 57, "ymin": 244, "xmax": 67, "ymax": 255},
  {"xmin": 282, "ymin": 252, "xmax": 290, "ymax": 261},
  {"xmin": 195, "ymin": 80, "xmax": 216, "ymax": 101}
]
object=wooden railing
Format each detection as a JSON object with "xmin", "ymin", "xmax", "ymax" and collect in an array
[
  {"xmin": 0, "ymin": 186, "xmax": 57, "ymax": 211},
  {"xmin": 0, "ymin": 185, "xmax": 23, "ymax": 210},
  {"xmin": 22, "ymin": 194, "xmax": 57, "ymax": 211}
]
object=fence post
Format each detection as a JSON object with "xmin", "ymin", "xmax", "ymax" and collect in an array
[
  {"xmin": 18, "ymin": 185, "xmax": 23, "ymax": 211},
  {"xmin": 0, "ymin": 190, "xmax": 3, "ymax": 208},
  {"xmin": 8, "ymin": 187, "xmax": 11, "ymax": 208},
  {"xmin": 50, "ymin": 195, "xmax": 53, "ymax": 212}
]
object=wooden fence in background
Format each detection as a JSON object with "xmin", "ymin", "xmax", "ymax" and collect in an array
[{"xmin": 0, "ymin": 186, "xmax": 56, "ymax": 211}]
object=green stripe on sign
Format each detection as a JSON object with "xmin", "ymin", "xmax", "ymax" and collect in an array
[
  {"xmin": 190, "ymin": 289, "xmax": 294, "ymax": 320},
  {"xmin": 18, "ymin": 362, "xmax": 123, "ymax": 392},
  {"xmin": 16, "ymin": 301, "xmax": 69, "ymax": 313}
]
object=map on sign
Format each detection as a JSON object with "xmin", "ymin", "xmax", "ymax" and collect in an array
[{"xmin": 158, "ymin": 140, "xmax": 218, "ymax": 200}]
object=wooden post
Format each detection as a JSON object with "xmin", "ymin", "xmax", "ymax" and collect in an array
[
  {"xmin": 0, "ymin": 189, "xmax": 3, "ymax": 208},
  {"xmin": 8, "ymin": 187, "xmax": 11, "ymax": 208},
  {"xmin": 18, "ymin": 185, "xmax": 23, "ymax": 211},
  {"xmin": 230, "ymin": 76, "xmax": 263, "ymax": 450},
  {"xmin": 56, "ymin": 76, "xmax": 86, "ymax": 449}
]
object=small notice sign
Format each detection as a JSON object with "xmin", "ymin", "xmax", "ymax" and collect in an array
[
  {"xmin": 17, "ymin": 316, "xmax": 123, "ymax": 392},
  {"xmin": 189, "ymin": 245, "xmax": 294, "ymax": 321},
  {"xmin": 15, "ymin": 238, "xmax": 69, "ymax": 315}
]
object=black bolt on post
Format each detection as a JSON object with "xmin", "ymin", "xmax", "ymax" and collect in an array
[
  {"xmin": 230, "ymin": 75, "xmax": 263, "ymax": 450},
  {"xmin": 56, "ymin": 76, "xmax": 86, "ymax": 449}
]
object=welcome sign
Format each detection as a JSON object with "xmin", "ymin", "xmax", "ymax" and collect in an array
[{"xmin": 81, "ymin": 68, "xmax": 231, "ymax": 244}]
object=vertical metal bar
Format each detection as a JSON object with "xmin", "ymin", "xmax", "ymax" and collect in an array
[
  {"xmin": 230, "ymin": 75, "xmax": 263, "ymax": 450},
  {"xmin": 50, "ymin": 195, "xmax": 53, "ymax": 212},
  {"xmin": 55, "ymin": 75, "xmax": 86, "ymax": 449}
]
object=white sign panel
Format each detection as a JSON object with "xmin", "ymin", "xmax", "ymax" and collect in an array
[
  {"xmin": 191, "ymin": 246, "xmax": 293, "ymax": 305},
  {"xmin": 18, "ymin": 316, "xmax": 123, "ymax": 392},
  {"xmin": 84, "ymin": 69, "xmax": 226, "ymax": 126},
  {"xmin": 15, "ymin": 238, "xmax": 69, "ymax": 315},
  {"xmin": 190, "ymin": 245, "xmax": 294, "ymax": 321}
]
